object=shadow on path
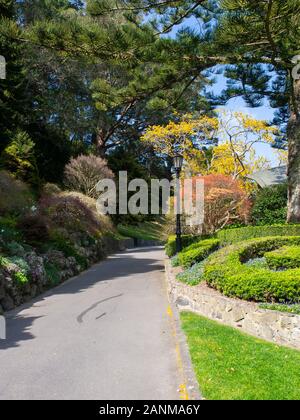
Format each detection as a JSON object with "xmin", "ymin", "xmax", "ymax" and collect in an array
[
  {"xmin": 0, "ymin": 315, "xmax": 43, "ymax": 350},
  {"xmin": 0, "ymin": 247, "xmax": 165, "ymax": 350}
]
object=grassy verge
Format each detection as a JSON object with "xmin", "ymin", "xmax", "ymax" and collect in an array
[
  {"xmin": 180, "ymin": 312, "xmax": 300, "ymax": 400},
  {"xmin": 118, "ymin": 219, "xmax": 166, "ymax": 242}
]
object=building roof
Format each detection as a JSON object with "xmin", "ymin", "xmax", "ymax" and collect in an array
[{"xmin": 249, "ymin": 166, "xmax": 287, "ymax": 188}]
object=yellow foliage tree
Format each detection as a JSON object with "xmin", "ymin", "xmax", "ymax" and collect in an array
[
  {"xmin": 210, "ymin": 142, "xmax": 268, "ymax": 177},
  {"xmin": 208, "ymin": 142, "xmax": 269, "ymax": 193},
  {"xmin": 141, "ymin": 111, "xmax": 278, "ymax": 193},
  {"xmin": 189, "ymin": 111, "xmax": 278, "ymax": 188},
  {"xmin": 274, "ymin": 149, "xmax": 288, "ymax": 166},
  {"xmin": 140, "ymin": 114, "xmax": 219, "ymax": 161}
]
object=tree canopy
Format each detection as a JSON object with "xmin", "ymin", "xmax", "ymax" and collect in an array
[{"xmin": 1, "ymin": 0, "xmax": 300, "ymax": 221}]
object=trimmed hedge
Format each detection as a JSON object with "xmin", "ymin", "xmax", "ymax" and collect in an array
[
  {"xmin": 165, "ymin": 234, "xmax": 202, "ymax": 257},
  {"xmin": 166, "ymin": 225, "xmax": 300, "ymax": 258},
  {"xmin": 178, "ymin": 239, "xmax": 220, "ymax": 268},
  {"xmin": 203, "ymin": 236, "xmax": 300, "ymax": 303},
  {"xmin": 216, "ymin": 225, "xmax": 300, "ymax": 245},
  {"xmin": 265, "ymin": 246, "xmax": 300, "ymax": 270}
]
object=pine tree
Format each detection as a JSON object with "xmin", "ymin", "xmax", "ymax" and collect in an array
[
  {"xmin": 22, "ymin": 0, "xmax": 215, "ymax": 157},
  {"xmin": 208, "ymin": 0, "xmax": 300, "ymax": 222},
  {"xmin": 0, "ymin": 0, "xmax": 27, "ymax": 152}
]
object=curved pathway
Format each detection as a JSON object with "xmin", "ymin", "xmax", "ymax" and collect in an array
[{"xmin": 0, "ymin": 247, "xmax": 185, "ymax": 400}]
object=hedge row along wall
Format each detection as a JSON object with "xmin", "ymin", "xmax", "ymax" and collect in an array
[
  {"xmin": 166, "ymin": 225, "xmax": 300, "ymax": 258},
  {"xmin": 216, "ymin": 225, "xmax": 300, "ymax": 245}
]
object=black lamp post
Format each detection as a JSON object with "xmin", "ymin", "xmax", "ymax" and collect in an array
[{"xmin": 173, "ymin": 154, "xmax": 184, "ymax": 253}]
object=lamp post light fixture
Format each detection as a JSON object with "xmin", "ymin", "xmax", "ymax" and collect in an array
[{"xmin": 173, "ymin": 154, "xmax": 184, "ymax": 253}]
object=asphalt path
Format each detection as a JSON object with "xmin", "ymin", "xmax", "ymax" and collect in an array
[{"xmin": 0, "ymin": 247, "xmax": 185, "ymax": 400}]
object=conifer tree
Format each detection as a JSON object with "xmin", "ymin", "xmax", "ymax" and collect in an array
[
  {"xmin": 0, "ymin": 0, "xmax": 27, "ymax": 152},
  {"xmin": 23, "ymin": 0, "xmax": 215, "ymax": 156},
  {"xmin": 209, "ymin": 0, "xmax": 300, "ymax": 222}
]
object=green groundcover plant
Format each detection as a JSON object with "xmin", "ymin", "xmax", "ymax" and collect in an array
[
  {"xmin": 176, "ymin": 262, "xmax": 205, "ymax": 286},
  {"xmin": 203, "ymin": 236, "xmax": 300, "ymax": 303}
]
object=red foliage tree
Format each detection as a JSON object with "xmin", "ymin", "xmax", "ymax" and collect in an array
[{"xmin": 182, "ymin": 174, "xmax": 251, "ymax": 234}]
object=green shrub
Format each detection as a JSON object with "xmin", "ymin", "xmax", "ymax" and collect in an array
[
  {"xmin": 0, "ymin": 254, "xmax": 30, "ymax": 274},
  {"xmin": 17, "ymin": 213, "xmax": 50, "ymax": 245},
  {"xmin": 178, "ymin": 239, "xmax": 220, "ymax": 268},
  {"xmin": 0, "ymin": 215, "xmax": 17, "ymax": 229},
  {"xmin": 0, "ymin": 171, "xmax": 33, "ymax": 216},
  {"xmin": 0, "ymin": 216, "xmax": 21, "ymax": 244},
  {"xmin": 216, "ymin": 225, "xmax": 300, "ymax": 245},
  {"xmin": 1, "ymin": 130, "xmax": 39, "ymax": 184},
  {"xmin": 203, "ymin": 236, "xmax": 300, "ymax": 303},
  {"xmin": 7, "ymin": 256, "xmax": 29, "ymax": 274},
  {"xmin": 44, "ymin": 262, "xmax": 61, "ymax": 286},
  {"xmin": 39, "ymin": 192, "xmax": 104, "ymax": 237},
  {"xmin": 42, "ymin": 183, "xmax": 62, "ymax": 196},
  {"xmin": 165, "ymin": 234, "xmax": 202, "ymax": 257},
  {"xmin": 0, "ymin": 255, "xmax": 30, "ymax": 285},
  {"xmin": 0, "ymin": 255, "xmax": 9, "ymax": 269},
  {"xmin": 48, "ymin": 232, "xmax": 88, "ymax": 269},
  {"xmin": 265, "ymin": 246, "xmax": 300, "ymax": 270},
  {"xmin": 61, "ymin": 192, "xmax": 115, "ymax": 235},
  {"xmin": 251, "ymin": 184, "xmax": 287, "ymax": 225},
  {"xmin": 171, "ymin": 255, "xmax": 180, "ymax": 267},
  {"xmin": 13, "ymin": 271, "xmax": 29, "ymax": 285},
  {"xmin": 4, "ymin": 241, "xmax": 26, "ymax": 256}
]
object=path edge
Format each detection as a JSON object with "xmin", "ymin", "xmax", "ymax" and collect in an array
[{"xmin": 164, "ymin": 259, "xmax": 202, "ymax": 401}]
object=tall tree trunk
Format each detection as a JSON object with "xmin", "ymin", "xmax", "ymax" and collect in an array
[
  {"xmin": 92, "ymin": 129, "xmax": 107, "ymax": 158},
  {"xmin": 287, "ymin": 79, "xmax": 300, "ymax": 223}
]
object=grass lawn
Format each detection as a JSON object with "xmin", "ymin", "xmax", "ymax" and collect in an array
[
  {"xmin": 118, "ymin": 219, "xmax": 167, "ymax": 242},
  {"xmin": 181, "ymin": 312, "xmax": 300, "ymax": 400}
]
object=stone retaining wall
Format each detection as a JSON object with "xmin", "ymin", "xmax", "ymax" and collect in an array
[
  {"xmin": 165, "ymin": 260, "xmax": 300, "ymax": 349},
  {"xmin": 0, "ymin": 237, "xmax": 134, "ymax": 314}
]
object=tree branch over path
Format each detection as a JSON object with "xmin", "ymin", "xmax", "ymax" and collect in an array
[{"xmin": 95, "ymin": 0, "xmax": 207, "ymax": 13}]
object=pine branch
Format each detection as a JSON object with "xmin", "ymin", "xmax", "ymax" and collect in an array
[
  {"xmin": 95, "ymin": 1, "xmax": 201, "ymax": 13},
  {"xmin": 156, "ymin": 0, "xmax": 206, "ymax": 35},
  {"xmin": 265, "ymin": 0, "xmax": 279, "ymax": 67},
  {"xmin": 171, "ymin": 73, "xmax": 200, "ymax": 106}
]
